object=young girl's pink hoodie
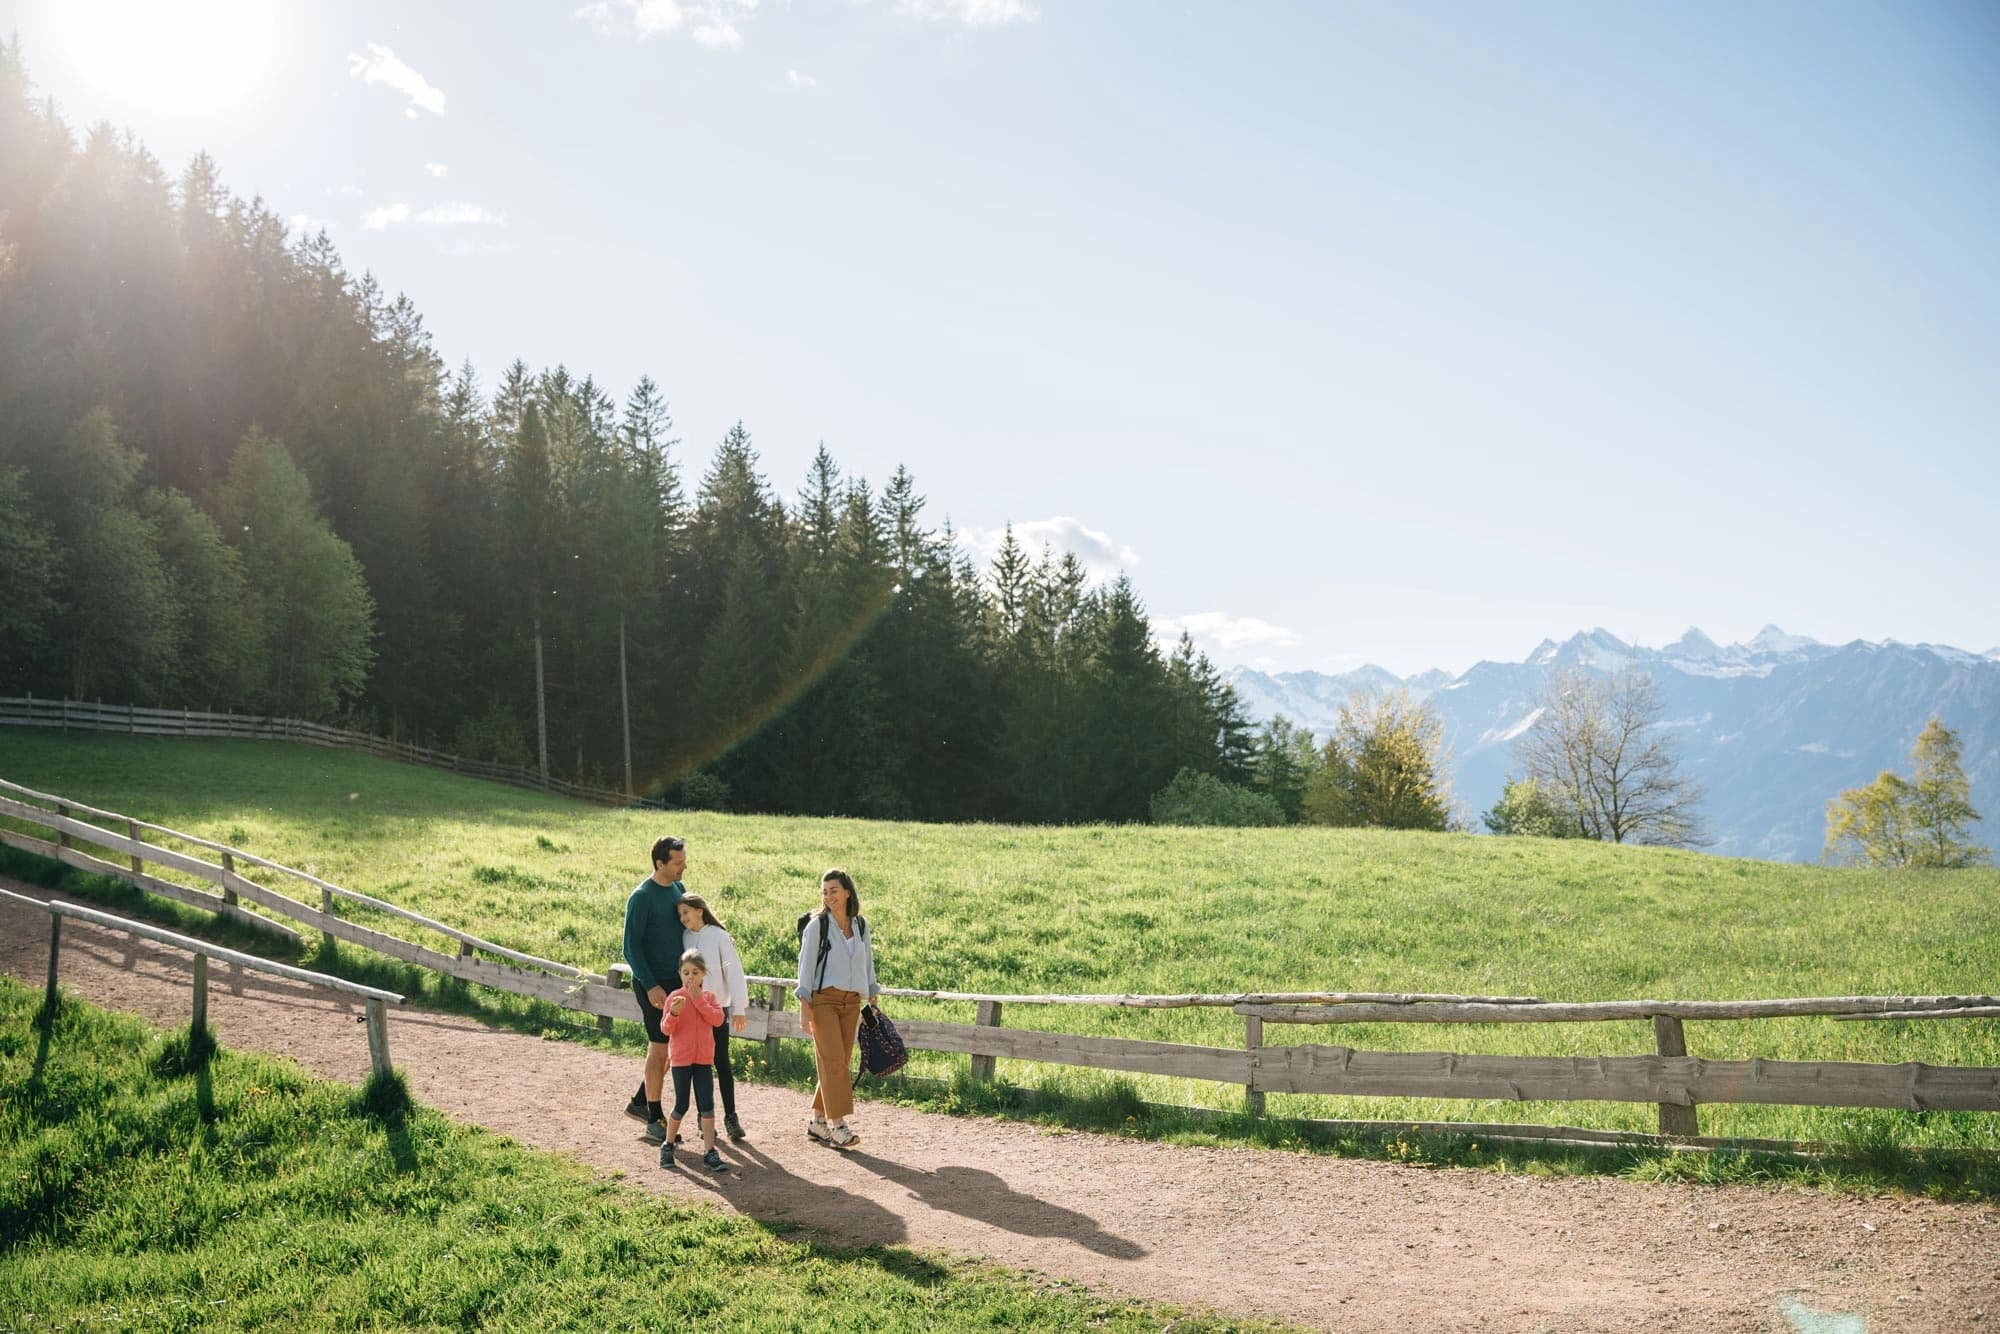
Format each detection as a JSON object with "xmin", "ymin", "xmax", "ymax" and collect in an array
[{"xmin": 662, "ymin": 985, "xmax": 724, "ymax": 1066}]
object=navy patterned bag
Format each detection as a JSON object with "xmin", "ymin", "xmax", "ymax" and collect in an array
[{"xmin": 856, "ymin": 1003, "xmax": 908, "ymax": 1078}]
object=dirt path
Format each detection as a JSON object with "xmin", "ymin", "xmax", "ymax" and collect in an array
[{"xmin": 5, "ymin": 883, "xmax": 1996, "ymax": 1332}]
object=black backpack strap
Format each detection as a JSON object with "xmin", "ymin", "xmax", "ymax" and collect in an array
[{"xmin": 813, "ymin": 910, "xmax": 833, "ymax": 992}]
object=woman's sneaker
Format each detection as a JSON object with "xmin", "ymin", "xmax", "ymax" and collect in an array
[
  {"xmin": 702, "ymin": 1147, "xmax": 726, "ymax": 1172},
  {"xmin": 826, "ymin": 1122, "xmax": 859, "ymax": 1148},
  {"xmin": 806, "ymin": 1118, "xmax": 833, "ymax": 1144},
  {"xmin": 724, "ymin": 1113, "xmax": 747, "ymax": 1141}
]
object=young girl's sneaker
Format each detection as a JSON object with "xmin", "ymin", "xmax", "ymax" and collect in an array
[{"xmin": 702, "ymin": 1147, "xmax": 726, "ymax": 1172}]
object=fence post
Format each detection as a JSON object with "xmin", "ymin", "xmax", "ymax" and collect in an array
[
  {"xmin": 1244, "ymin": 1014, "xmax": 1266, "ymax": 1118},
  {"xmin": 321, "ymin": 887, "xmax": 333, "ymax": 917},
  {"xmin": 1652, "ymin": 1014, "xmax": 1699, "ymax": 1137},
  {"xmin": 765, "ymin": 982, "xmax": 788, "ymax": 1063},
  {"xmin": 597, "ymin": 966, "xmax": 616, "ymax": 1034},
  {"xmin": 191, "ymin": 953, "xmax": 209, "ymax": 1037},
  {"xmin": 127, "ymin": 818, "xmax": 144, "ymax": 875},
  {"xmin": 55, "ymin": 802, "xmax": 70, "ymax": 853},
  {"xmin": 971, "ymin": 999, "xmax": 1003, "ymax": 1082},
  {"xmin": 44, "ymin": 914, "xmax": 62, "ymax": 1014},
  {"xmin": 220, "ymin": 851, "xmax": 238, "ymax": 907},
  {"xmin": 364, "ymin": 999, "xmax": 392, "ymax": 1078}
]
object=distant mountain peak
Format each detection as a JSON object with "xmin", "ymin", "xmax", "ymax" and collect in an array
[
  {"xmin": 1749, "ymin": 624, "xmax": 1819, "ymax": 653},
  {"xmin": 1669, "ymin": 626, "xmax": 1722, "ymax": 658},
  {"xmin": 1525, "ymin": 638, "xmax": 1558, "ymax": 666}
]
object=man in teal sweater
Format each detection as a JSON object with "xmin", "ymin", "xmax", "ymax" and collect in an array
[{"xmin": 622, "ymin": 835, "xmax": 687, "ymax": 1142}]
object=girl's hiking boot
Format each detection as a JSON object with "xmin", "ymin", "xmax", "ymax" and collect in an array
[
  {"xmin": 724, "ymin": 1113, "xmax": 747, "ymax": 1141},
  {"xmin": 702, "ymin": 1147, "xmax": 726, "ymax": 1172}
]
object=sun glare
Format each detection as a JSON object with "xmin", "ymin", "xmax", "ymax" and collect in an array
[{"xmin": 36, "ymin": 0, "xmax": 293, "ymax": 126}]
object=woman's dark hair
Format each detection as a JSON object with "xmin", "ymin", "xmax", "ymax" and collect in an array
[
  {"xmin": 821, "ymin": 868, "xmax": 859, "ymax": 918},
  {"xmin": 679, "ymin": 894, "xmax": 724, "ymax": 932}
]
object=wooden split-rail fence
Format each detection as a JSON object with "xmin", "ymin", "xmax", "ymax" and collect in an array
[
  {"xmin": 2, "ymin": 774, "xmax": 1997, "ymax": 1150},
  {"xmin": 0, "ymin": 695, "xmax": 659, "ymax": 809},
  {"xmin": 2, "ymin": 884, "xmax": 405, "ymax": 1079}
]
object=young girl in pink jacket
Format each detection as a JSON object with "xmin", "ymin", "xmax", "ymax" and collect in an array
[{"xmin": 661, "ymin": 949, "xmax": 727, "ymax": 1171}]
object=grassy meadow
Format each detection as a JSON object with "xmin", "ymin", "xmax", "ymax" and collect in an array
[
  {"xmin": 0, "ymin": 979, "xmax": 1273, "ymax": 1332},
  {"xmin": 3, "ymin": 731, "xmax": 1997, "ymax": 1156}
]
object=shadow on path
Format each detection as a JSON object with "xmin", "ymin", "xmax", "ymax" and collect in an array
[
  {"xmin": 845, "ymin": 1149, "xmax": 1146, "ymax": 1259},
  {"xmin": 702, "ymin": 1135, "xmax": 913, "ymax": 1251}
]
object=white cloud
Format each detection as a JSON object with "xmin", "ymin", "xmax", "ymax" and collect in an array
[
  {"xmin": 361, "ymin": 202, "xmax": 411, "ymax": 230},
  {"xmin": 1153, "ymin": 612, "xmax": 1302, "ymax": 653},
  {"xmin": 416, "ymin": 201, "xmax": 506, "ymax": 226},
  {"xmin": 692, "ymin": 18, "xmax": 743, "ymax": 47},
  {"xmin": 786, "ymin": 68, "xmax": 816, "ymax": 87},
  {"xmin": 580, "ymin": 0, "xmax": 754, "ymax": 44},
  {"xmin": 960, "ymin": 516, "xmax": 1139, "ymax": 585},
  {"xmin": 288, "ymin": 212, "xmax": 337, "ymax": 236},
  {"xmin": 424, "ymin": 162, "xmax": 450, "ymax": 178},
  {"xmin": 895, "ymin": 0, "xmax": 1038, "ymax": 24},
  {"xmin": 347, "ymin": 44, "xmax": 446, "ymax": 117}
]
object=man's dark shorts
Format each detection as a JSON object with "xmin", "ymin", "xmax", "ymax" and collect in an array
[{"xmin": 635, "ymin": 987, "xmax": 668, "ymax": 1044}]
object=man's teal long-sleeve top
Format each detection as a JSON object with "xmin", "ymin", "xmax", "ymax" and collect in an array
[{"xmin": 622, "ymin": 876, "xmax": 686, "ymax": 995}]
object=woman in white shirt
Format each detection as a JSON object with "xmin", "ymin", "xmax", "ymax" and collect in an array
[
  {"xmin": 796, "ymin": 867, "xmax": 880, "ymax": 1148},
  {"xmin": 676, "ymin": 896, "xmax": 751, "ymax": 1140}
]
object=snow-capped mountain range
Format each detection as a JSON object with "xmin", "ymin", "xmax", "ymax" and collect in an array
[{"xmin": 1226, "ymin": 627, "xmax": 2000, "ymax": 862}]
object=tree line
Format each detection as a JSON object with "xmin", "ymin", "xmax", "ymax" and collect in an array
[{"xmin": 0, "ymin": 40, "xmax": 1275, "ymax": 823}]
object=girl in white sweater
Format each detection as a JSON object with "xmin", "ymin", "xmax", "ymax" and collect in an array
[{"xmin": 676, "ymin": 896, "xmax": 752, "ymax": 1139}]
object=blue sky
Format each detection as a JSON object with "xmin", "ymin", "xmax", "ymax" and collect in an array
[{"xmin": 8, "ymin": 0, "xmax": 1997, "ymax": 676}]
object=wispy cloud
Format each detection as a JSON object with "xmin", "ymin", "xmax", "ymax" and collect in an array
[
  {"xmin": 960, "ymin": 516, "xmax": 1140, "ymax": 585},
  {"xmin": 361, "ymin": 202, "xmax": 411, "ymax": 230},
  {"xmin": 424, "ymin": 162, "xmax": 450, "ymax": 179},
  {"xmin": 894, "ymin": 0, "xmax": 1039, "ymax": 24},
  {"xmin": 288, "ymin": 212, "xmax": 337, "ymax": 236},
  {"xmin": 417, "ymin": 201, "xmax": 506, "ymax": 226},
  {"xmin": 693, "ymin": 17, "xmax": 744, "ymax": 48},
  {"xmin": 579, "ymin": 0, "xmax": 755, "ymax": 45},
  {"xmin": 1153, "ymin": 612, "xmax": 1301, "ymax": 652},
  {"xmin": 347, "ymin": 44, "xmax": 446, "ymax": 118},
  {"xmin": 786, "ymin": 68, "xmax": 816, "ymax": 88}
]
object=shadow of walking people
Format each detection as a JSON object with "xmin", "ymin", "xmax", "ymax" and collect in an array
[
  {"xmin": 709, "ymin": 1136, "xmax": 911, "ymax": 1250},
  {"xmin": 844, "ymin": 1149, "xmax": 1146, "ymax": 1259}
]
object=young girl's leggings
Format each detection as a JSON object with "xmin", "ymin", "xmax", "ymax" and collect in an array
[
  {"xmin": 670, "ymin": 1063, "xmax": 714, "ymax": 1119},
  {"xmin": 711, "ymin": 1014, "xmax": 736, "ymax": 1116}
]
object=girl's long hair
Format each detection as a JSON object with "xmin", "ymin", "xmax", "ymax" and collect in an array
[{"xmin": 679, "ymin": 894, "xmax": 725, "ymax": 932}]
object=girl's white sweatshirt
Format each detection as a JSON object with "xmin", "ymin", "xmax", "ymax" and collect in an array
[{"xmin": 682, "ymin": 922, "xmax": 750, "ymax": 1016}]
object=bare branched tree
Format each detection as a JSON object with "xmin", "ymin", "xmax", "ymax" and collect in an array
[{"xmin": 1513, "ymin": 669, "xmax": 1707, "ymax": 846}]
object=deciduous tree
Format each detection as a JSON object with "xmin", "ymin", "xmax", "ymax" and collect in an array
[{"xmin": 1513, "ymin": 669, "xmax": 1705, "ymax": 846}]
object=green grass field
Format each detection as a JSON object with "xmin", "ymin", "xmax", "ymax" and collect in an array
[
  {"xmin": 3, "ymin": 731, "xmax": 1997, "ymax": 1158},
  {"xmin": 0, "ymin": 979, "xmax": 1272, "ymax": 1332}
]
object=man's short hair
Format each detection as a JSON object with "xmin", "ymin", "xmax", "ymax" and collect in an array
[{"xmin": 651, "ymin": 835, "xmax": 685, "ymax": 868}]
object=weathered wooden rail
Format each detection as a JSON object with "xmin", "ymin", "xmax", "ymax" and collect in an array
[
  {"xmin": 2, "ymin": 884, "xmax": 406, "ymax": 1078},
  {"xmin": 0, "ymin": 694, "xmax": 659, "ymax": 808},
  {"xmin": 3, "ymin": 774, "xmax": 1997, "ymax": 1145}
]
